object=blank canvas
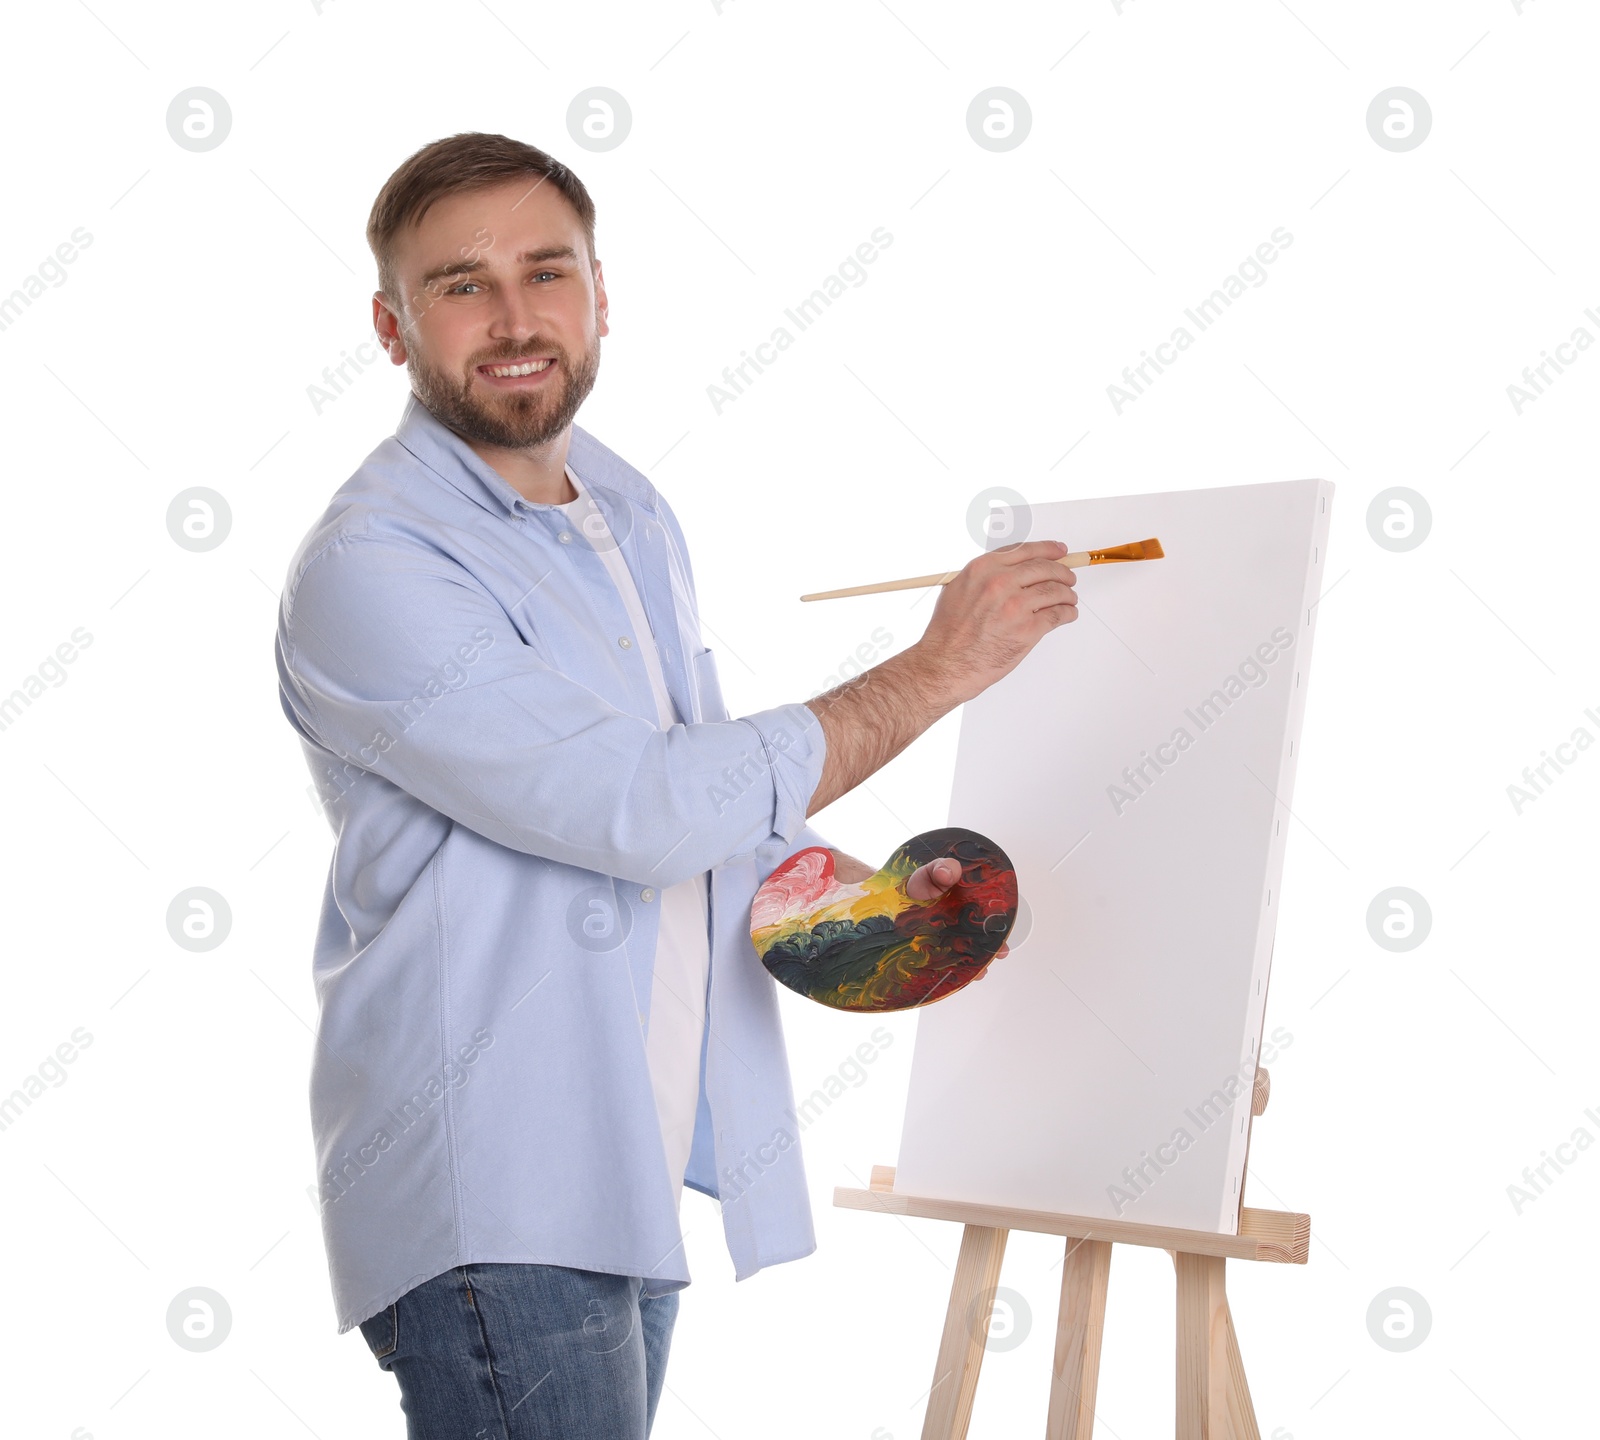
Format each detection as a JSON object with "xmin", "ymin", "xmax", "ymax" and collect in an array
[{"xmin": 893, "ymin": 478, "xmax": 1334, "ymax": 1233}]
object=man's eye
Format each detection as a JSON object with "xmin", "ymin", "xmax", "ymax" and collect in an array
[
  {"xmin": 450, "ymin": 281, "xmax": 483, "ymax": 294},
  {"xmin": 532, "ymin": 271, "xmax": 558, "ymax": 282}
]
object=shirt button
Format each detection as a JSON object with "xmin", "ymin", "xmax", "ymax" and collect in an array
[
  {"xmin": 640, "ymin": 887, "xmax": 655, "ymax": 902},
  {"xmin": 558, "ymin": 532, "xmax": 571, "ymax": 544},
  {"xmin": 618, "ymin": 636, "xmax": 632, "ymax": 649}
]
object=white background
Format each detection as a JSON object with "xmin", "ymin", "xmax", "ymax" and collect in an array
[{"xmin": 1, "ymin": 1, "xmax": 1594, "ymax": 1437}]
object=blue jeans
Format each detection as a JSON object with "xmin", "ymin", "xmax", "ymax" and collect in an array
[{"xmin": 358, "ymin": 1263, "xmax": 681, "ymax": 1438}]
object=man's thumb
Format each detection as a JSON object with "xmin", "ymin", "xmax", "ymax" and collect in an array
[{"xmin": 906, "ymin": 856, "xmax": 961, "ymax": 900}]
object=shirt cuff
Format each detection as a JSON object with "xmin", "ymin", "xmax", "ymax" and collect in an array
[{"xmin": 735, "ymin": 700, "xmax": 827, "ymax": 849}]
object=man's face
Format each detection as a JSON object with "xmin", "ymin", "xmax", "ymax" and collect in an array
[{"xmin": 374, "ymin": 177, "xmax": 608, "ymax": 451}]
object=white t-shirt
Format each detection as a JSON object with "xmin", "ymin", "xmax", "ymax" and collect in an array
[{"xmin": 556, "ymin": 464, "xmax": 709, "ymax": 1215}]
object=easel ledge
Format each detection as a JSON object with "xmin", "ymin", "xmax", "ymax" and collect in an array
[
  {"xmin": 834, "ymin": 1165, "xmax": 1309, "ymax": 1266},
  {"xmin": 834, "ymin": 1068, "xmax": 1308, "ymax": 1439}
]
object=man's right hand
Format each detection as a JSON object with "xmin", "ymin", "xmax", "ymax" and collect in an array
[
  {"xmin": 911, "ymin": 539, "xmax": 1079, "ymax": 704},
  {"xmin": 803, "ymin": 539, "xmax": 1078, "ymax": 817}
]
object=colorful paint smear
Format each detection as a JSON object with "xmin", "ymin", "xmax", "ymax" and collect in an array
[{"xmin": 750, "ymin": 827, "xmax": 1018, "ymax": 1013}]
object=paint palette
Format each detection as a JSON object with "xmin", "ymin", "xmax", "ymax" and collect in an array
[{"xmin": 750, "ymin": 827, "xmax": 1018, "ymax": 1013}]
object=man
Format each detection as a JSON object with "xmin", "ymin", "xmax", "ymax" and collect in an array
[{"xmin": 274, "ymin": 131, "xmax": 1077, "ymax": 1438}]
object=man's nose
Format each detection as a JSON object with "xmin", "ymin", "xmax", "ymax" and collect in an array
[{"xmin": 486, "ymin": 283, "xmax": 548, "ymax": 343}]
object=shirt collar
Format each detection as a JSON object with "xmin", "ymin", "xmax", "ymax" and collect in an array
[{"xmin": 393, "ymin": 391, "xmax": 656, "ymax": 518}]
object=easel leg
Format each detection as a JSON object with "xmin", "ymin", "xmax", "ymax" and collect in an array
[
  {"xmin": 1175, "ymin": 1253, "xmax": 1227, "ymax": 1439},
  {"xmin": 921, "ymin": 1223, "xmax": 1009, "ymax": 1440},
  {"xmin": 1171, "ymin": 1248, "xmax": 1254, "ymax": 1440},
  {"xmin": 1221, "ymin": 1301, "xmax": 1260, "ymax": 1440},
  {"xmin": 1047, "ymin": 1237, "xmax": 1112, "ymax": 1439}
]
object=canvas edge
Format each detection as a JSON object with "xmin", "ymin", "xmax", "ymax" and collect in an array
[{"xmin": 1217, "ymin": 476, "xmax": 1338, "ymax": 1233}]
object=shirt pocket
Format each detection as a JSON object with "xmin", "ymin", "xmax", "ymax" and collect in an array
[{"xmin": 690, "ymin": 646, "xmax": 728, "ymax": 722}]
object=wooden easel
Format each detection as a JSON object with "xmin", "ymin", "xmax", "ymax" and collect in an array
[{"xmin": 833, "ymin": 1067, "xmax": 1307, "ymax": 1439}]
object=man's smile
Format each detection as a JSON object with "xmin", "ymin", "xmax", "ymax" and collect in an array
[{"xmin": 477, "ymin": 357, "xmax": 557, "ymax": 386}]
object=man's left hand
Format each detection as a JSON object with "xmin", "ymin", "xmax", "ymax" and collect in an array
[
  {"xmin": 905, "ymin": 856, "xmax": 1009, "ymax": 965},
  {"xmin": 825, "ymin": 849, "xmax": 1009, "ymax": 965}
]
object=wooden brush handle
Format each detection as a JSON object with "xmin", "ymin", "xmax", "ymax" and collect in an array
[
  {"xmin": 799, "ymin": 570, "xmax": 960, "ymax": 601},
  {"xmin": 801, "ymin": 551, "xmax": 1091, "ymax": 602}
]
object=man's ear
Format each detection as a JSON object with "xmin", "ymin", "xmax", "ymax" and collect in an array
[
  {"xmin": 372, "ymin": 293, "xmax": 408, "ymax": 365},
  {"xmin": 593, "ymin": 259, "xmax": 610, "ymax": 338}
]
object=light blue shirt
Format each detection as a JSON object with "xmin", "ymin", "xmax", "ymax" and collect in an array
[{"xmin": 275, "ymin": 394, "xmax": 834, "ymax": 1333}]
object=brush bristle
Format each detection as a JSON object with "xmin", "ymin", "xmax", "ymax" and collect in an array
[{"xmin": 1091, "ymin": 537, "xmax": 1165, "ymax": 563}]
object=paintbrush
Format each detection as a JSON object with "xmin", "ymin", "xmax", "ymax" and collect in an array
[{"xmin": 798, "ymin": 537, "xmax": 1165, "ymax": 602}]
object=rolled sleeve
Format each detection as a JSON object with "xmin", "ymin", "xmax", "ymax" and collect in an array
[
  {"xmin": 735, "ymin": 706, "xmax": 827, "ymax": 852},
  {"xmin": 278, "ymin": 534, "xmax": 828, "ymax": 888}
]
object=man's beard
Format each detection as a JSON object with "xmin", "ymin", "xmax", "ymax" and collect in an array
[{"xmin": 408, "ymin": 331, "xmax": 601, "ymax": 451}]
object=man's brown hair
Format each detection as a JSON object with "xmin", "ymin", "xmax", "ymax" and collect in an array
[{"xmin": 366, "ymin": 132, "xmax": 597, "ymax": 303}]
